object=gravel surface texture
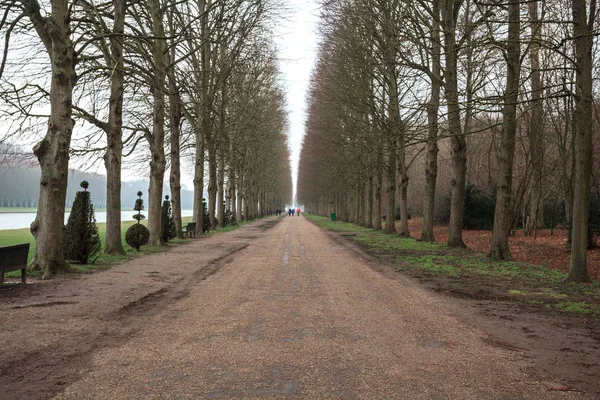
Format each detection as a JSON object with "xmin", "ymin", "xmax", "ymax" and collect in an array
[{"xmin": 41, "ymin": 216, "xmax": 584, "ymax": 399}]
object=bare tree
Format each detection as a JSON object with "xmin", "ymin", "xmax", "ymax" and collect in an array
[
  {"xmin": 490, "ymin": 0, "xmax": 521, "ymax": 260},
  {"xmin": 568, "ymin": 0, "xmax": 596, "ymax": 282},
  {"xmin": 0, "ymin": 0, "xmax": 78, "ymax": 278}
]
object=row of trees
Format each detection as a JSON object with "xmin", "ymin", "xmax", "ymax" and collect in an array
[
  {"xmin": 297, "ymin": 0, "xmax": 598, "ymax": 282},
  {"xmin": 0, "ymin": 0, "xmax": 292, "ymax": 279}
]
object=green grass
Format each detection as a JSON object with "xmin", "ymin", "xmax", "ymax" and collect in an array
[
  {"xmin": 0, "ymin": 207, "xmax": 40, "ymax": 213},
  {"xmin": 0, "ymin": 215, "xmax": 257, "ymax": 280},
  {"xmin": 305, "ymin": 213, "xmax": 443, "ymax": 253},
  {"xmin": 0, "ymin": 218, "xmax": 190, "ymax": 264},
  {"xmin": 0, "ymin": 216, "xmax": 199, "ymax": 277},
  {"xmin": 304, "ymin": 213, "xmax": 600, "ymax": 316}
]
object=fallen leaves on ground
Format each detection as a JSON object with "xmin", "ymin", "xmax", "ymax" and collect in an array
[{"xmin": 407, "ymin": 218, "xmax": 600, "ymax": 281}]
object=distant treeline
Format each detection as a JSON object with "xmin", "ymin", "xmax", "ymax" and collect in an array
[{"xmin": 0, "ymin": 164, "xmax": 194, "ymax": 209}]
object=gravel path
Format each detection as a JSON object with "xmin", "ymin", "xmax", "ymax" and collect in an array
[{"xmin": 49, "ymin": 216, "xmax": 582, "ymax": 399}]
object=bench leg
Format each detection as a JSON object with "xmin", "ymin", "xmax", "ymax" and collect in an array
[
  {"xmin": 21, "ymin": 268, "xmax": 26, "ymax": 285},
  {"xmin": 0, "ymin": 272, "xmax": 4, "ymax": 286}
]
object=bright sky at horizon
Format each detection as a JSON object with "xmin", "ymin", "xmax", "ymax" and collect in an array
[{"xmin": 273, "ymin": 1, "xmax": 321, "ymax": 202}]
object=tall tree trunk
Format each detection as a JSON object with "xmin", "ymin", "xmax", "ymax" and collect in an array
[
  {"xmin": 442, "ymin": 0, "xmax": 467, "ymax": 248},
  {"xmin": 384, "ymin": 142, "xmax": 397, "ymax": 234},
  {"xmin": 168, "ymin": 78, "xmax": 183, "ymax": 239},
  {"xmin": 227, "ymin": 136, "xmax": 236, "ymax": 221},
  {"xmin": 166, "ymin": 5, "xmax": 182, "ymax": 239},
  {"xmin": 490, "ymin": 0, "xmax": 521, "ymax": 260},
  {"xmin": 568, "ymin": 0, "xmax": 595, "ymax": 282},
  {"xmin": 525, "ymin": 0, "xmax": 545, "ymax": 236},
  {"xmin": 397, "ymin": 135, "xmax": 410, "ymax": 237},
  {"xmin": 367, "ymin": 173, "xmax": 374, "ymax": 228},
  {"xmin": 147, "ymin": 0, "xmax": 167, "ymax": 247},
  {"xmin": 237, "ymin": 166, "xmax": 244, "ymax": 222},
  {"xmin": 421, "ymin": 0, "xmax": 441, "ymax": 242},
  {"xmin": 207, "ymin": 140, "xmax": 218, "ymax": 228},
  {"xmin": 192, "ymin": 114, "xmax": 205, "ymax": 233},
  {"xmin": 217, "ymin": 145, "xmax": 225, "ymax": 227},
  {"xmin": 104, "ymin": 0, "xmax": 126, "ymax": 255},
  {"xmin": 27, "ymin": 0, "xmax": 77, "ymax": 278},
  {"xmin": 375, "ymin": 137, "xmax": 383, "ymax": 230}
]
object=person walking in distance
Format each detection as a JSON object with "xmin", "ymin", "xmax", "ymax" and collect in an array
[{"xmin": 297, "ymin": 208, "xmax": 301, "ymax": 217}]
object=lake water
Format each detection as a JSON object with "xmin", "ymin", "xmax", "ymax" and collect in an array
[{"xmin": 0, "ymin": 210, "xmax": 194, "ymax": 231}]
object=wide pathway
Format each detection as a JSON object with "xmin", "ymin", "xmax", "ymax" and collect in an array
[{"xmin": 54, "ymin": 216, "xmax": 581, "ymax": 399}]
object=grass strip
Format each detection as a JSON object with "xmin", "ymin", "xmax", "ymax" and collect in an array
[{"xmin": 0, "ymin": 216, "xmax": 251, "ymax": 279}]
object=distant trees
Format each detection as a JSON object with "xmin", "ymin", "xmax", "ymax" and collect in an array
[
  {"xmin": 297, "ymin": 0, "xmax": 600, "ymax": 282},
  {"xmin": 0, "ymin": 0, "xmax": 292, "ymax": 278}
]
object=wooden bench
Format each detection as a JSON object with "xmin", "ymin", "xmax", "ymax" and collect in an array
[
  {"xmin": 181, "ymin": 222, "xmax": 197, "ymax": 238},
  {"xmin": 0, "ymin": 243, "xmax": 30, "ymax": 285}
]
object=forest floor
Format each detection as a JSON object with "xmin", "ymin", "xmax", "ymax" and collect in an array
[
  {"xmin": 407, "ymin": 218, "xmax": 600, "ymax": 281},
  {"xmin": 0, "ymin": 215, "xmax": 599, "ymax": 399}
]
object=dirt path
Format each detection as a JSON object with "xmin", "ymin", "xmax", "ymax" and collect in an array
[{"xmin": 1, "ymin": 216, "xmax": 598, "ymax": 399}]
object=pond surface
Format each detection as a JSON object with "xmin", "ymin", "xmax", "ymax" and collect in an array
[{"xmin": 0, "ymin": 210, "xmax": 193, "ymax": 230}]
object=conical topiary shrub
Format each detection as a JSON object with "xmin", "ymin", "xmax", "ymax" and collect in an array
[
  {"xmin": 62, "ymin": 181, "xmax": 102, "ymax": 264},
  {"xmin": 126, "ymin": 191, "xmax": 150, "ymax": 251},
  {"xmin": 161, "ymin": 195, "xmax": 177, "ymax": 243}
]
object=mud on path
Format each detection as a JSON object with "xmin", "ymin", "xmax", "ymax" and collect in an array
[
  {"xmin": 0, "ymin": 219, "xmax": 279, "ymax": 400},
  {"xmin": 1, "ymin": 216, "xmax": 598, "ymax": 399}
]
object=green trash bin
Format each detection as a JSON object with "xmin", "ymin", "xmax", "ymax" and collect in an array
[{"xmin": 330, "ymin": 213, "xmax": 337, "ymax": 221}]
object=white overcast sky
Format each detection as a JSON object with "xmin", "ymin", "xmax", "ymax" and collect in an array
[{"xmin": 273, "ymin": 0, "xmax": 321, "ymax": 200}]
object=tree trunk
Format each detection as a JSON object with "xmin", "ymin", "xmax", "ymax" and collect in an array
[
  {"xmin": 366, "ymin": 174, "xmax": 374, "ymax": 228},
  {"xmin": 421, "ymin": 0, "xmax": 441, "ymax": 242},
  {"xmin": 207, "ymin": 139, "xmax": 218, "ymax": 228},
  {"xmin": 525, "ymin": 0, "xmax": 544, "ymax": 237},
  {"xmin": 397, "ymin": 136, "xmax": 410, "ymax": 237},
  {"xmin": 237, "ymin": 167, "xmax": 244, "ymax": 222},
  {"xmin": 192, "ymin": 114, "xmax": 205, "ymax": 233},
  {"xmin": 568, "ymin": 0, "xmax": 595, "ymax": 282},
  {"xmin": 490, "ymin": 0, "xmax": 521, "ymax": 260},
  {"xmin": 227, "ymin": 136, "xmax": 236, "ymax": 221},
  {"xmin": 147, "ymin": 0, "xmax": 167, "ymax": 247},
  {"xmin": 104, "ymin": 0, "xmax": 126, "ymax": 255},
  {"xmin": 375, "ymin": 137, "xmax": 383, "ymax": 230},
  {"xmin": 442, "ymin": 0, "xmax": 467, "ymax": 248},
  {"xmin": 217, "ymin": 144, "xmax": 226, "ymax": 227},
  {"xmin": 168, "ymin": 77, "xmax": 183, "ymax": 239},
  {"xmin": 28, "ymin": 0, "xmax": 77, "ymax": 278},
  {"xmin": 384, "ymin": 141, "xmax": 397, "ymax": 234}
]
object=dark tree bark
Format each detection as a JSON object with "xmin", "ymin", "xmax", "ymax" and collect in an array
[
  {"xmin": 375, "ymin": 135, "xmax": 383, "ymax": 230},
  {"xmin": 421, "ymin": 0, "xmax": 441, "ymax": 242},
  {"xmin": 568, "ymin": 0, "xmax": 595, "ymax": 282},
  {"xmin": 490, "ymin": 0, "xmax": 521, "ymax": 260},
  {"xmin": 524, "ymin": 0, "xmax": 544, "ymax": 237},
  {"xmin": 442, "ymin": 0, "xmax": 467, "ymax": 248},
  {"xmin": 26, "ymin": 0, "xmax": 77, "ymax": 278},
  {"xmin": 104, "ymin": 0, "xmax": 126, "ymax": 255},
  {"xmin": 166, "ymin": 4, "xmax": 183, "ymax": 239},
  {"xmin": 217, "ymin": 145, "xmax": 225, "ymax": 227},
  {"xmin": 384, "ymin": 140, "xmax": 397, "ymax": 234},
  {"xmin": 397, "ymin": 135, "xmax": 410, "ymax": 237},
  {"xmin": 168, "ymin": 75, "xmax": 183, "ymax": 239},
  {"xmin": 146, "ymin": 0, "xmax": 167, "ymax": 247},
  {"xmin": 366, "ymin": 173, "xmax": 374, "ymax": 228}
]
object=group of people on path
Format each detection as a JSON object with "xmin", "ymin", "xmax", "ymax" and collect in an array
[{"xmin": 275, "ymin": 208, "xmax": 301, "ymax": 217}]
